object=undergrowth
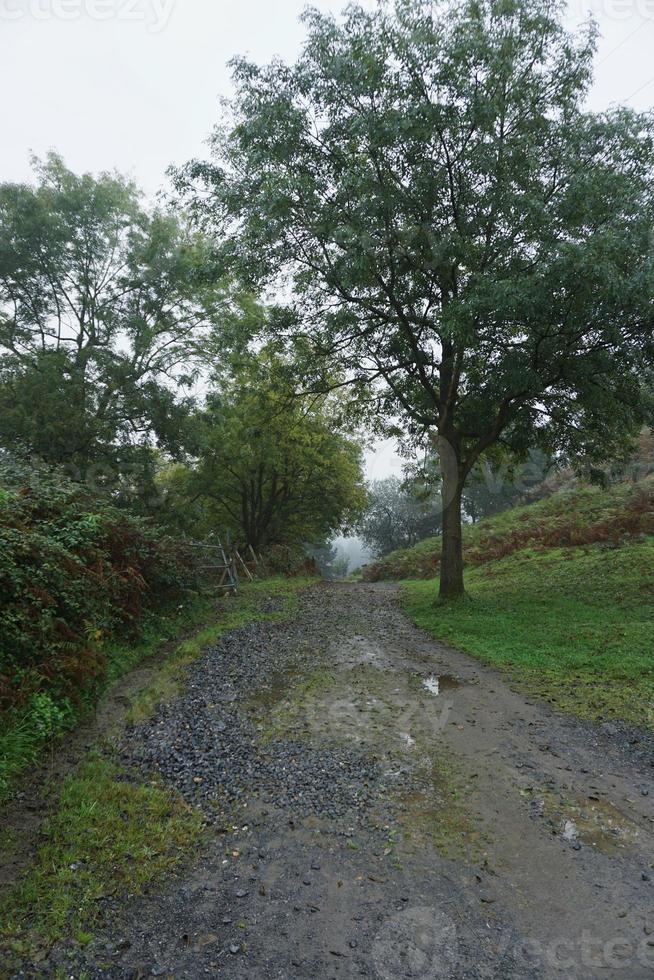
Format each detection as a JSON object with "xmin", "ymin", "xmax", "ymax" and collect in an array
[{"xmin": 365, "ymin": 477, "xmax": 654, "ymax": 581}]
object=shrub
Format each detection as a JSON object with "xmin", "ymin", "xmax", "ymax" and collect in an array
[{"xmin": 0, "ymin": 458, "xmax": 197, "ymax": 717}]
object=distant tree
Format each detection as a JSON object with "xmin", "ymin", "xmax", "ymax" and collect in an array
[
  {"xmin": 0, "ymin": 154, "xmax": 222, "ymax": 499},
  {"xmin": 191, "ymin": 352, "xmax": 367, "ymax": 550},
  {"xmin": 310, "ymin": 542, "xmax": 351, "ymax": 579},
  {"xmin": 358, "ymin": 476, "xmax": 441, "ymax": 556},
  {"xmin": 181, "ymin": 0, "xmax": 654, "ymax": 599}
]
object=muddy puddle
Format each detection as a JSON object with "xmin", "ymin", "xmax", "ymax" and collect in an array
[
  {"xmin": 422, "ymin": 674, "xmax": 461, "ymax": 696},
  {"xmin": 524, "ymin": 786, "xmax": 640, "ymax": 854}
]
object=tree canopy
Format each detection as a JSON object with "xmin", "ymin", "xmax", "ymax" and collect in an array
[
  {"xmin": 187, "ymin": 351, "xmax": 367, "ymax": 550},
  {"xmin": 180, "ymin": 0, "xmax": 654, "ymax": 597},
  {"xmin": 0, "ymin": 154, "xmax": 222, "ymax": 499}
]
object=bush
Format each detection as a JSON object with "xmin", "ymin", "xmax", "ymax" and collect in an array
[{"xmin": 0, "ymin": 458, "xmax": 197, "ymax": 718}]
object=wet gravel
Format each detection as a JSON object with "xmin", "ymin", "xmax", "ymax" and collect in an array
[
  {"xmin": 122, "ymin": 614, "xmax": 389, "ymax": 821},
  {"xmin": 9, "ymin": 582, "xmax": 653, "ymax": 980}
]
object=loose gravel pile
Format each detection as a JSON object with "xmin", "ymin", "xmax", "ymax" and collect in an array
[{"xmin": 122, "ymin": 612, "xmax": 391, "ymax": 821}]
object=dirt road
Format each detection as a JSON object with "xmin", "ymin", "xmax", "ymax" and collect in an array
[{"xmin": 31, "ymin": 583, "xmax": 654, "ymax": 978}]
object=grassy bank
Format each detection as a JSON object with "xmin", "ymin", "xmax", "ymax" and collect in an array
[
  {"xmin": 365, "ymin": 477, "xmax": 654, "ymax": 580},
  {"xmin": 0, "ymin": 756, "xmax": 203, "ymax": 970},
  {"xmin": 403, "ymin": 540, "xmax": 654, "ymax": 727},
  {"xmin": 364, "ymin": 478, "xmax": 654, "ymax": 728},
  {"xmin": 0, "ymin": 576, "xmax": 310, "ymax": 972}
]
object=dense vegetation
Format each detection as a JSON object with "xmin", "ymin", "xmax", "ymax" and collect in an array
[
  {"xmin": 168, "ymin": 351, "xmax": 366, "ymax": 549},
  {"xmin": 0, "ymin": 460, "xmax": 201, "ymax": 793},
  {"xmin": 0, "ymin": 163, "xmax": 363, "ymax": 790}
]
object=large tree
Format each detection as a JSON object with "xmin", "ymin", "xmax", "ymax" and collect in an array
[
  {"xmin": 180, "ymin": 0, "xmax": 654, "ymax": 599},
  {"xmin": 0, "ymin": 154, "xmax": 222, "ymax": 499}
]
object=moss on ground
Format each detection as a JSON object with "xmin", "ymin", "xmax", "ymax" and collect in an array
[{"xmin": 391, "ymin": 750, "xmax": 483, "ymax": 860}]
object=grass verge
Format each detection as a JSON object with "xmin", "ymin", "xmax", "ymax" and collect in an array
[
  {"xmin": 0, "ymin": 576, "xmax": 312, "ymax": 973},
  {"xmin": 402, "ymin": 539, "xmax": 654, "ymax": 728},
  {"xmin": 0, "ymin": 755, "xmax": 203, "ymax": 972}
]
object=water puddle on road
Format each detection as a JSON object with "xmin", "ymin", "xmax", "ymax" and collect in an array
[
  {"xmin": 525, "ymin": 786, "xmax": 639, "ymax": 854},
  {"xmin": 422, "ymin": 675, "xmax": 461, "ymax": 696}
]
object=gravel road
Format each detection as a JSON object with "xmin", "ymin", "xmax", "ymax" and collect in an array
[{"xmin": 23, "ymin": 582, "xmax": 654, "ymax": 979}]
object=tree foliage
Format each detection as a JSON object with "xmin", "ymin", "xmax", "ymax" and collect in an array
[
  {"xmin": 188, "ymin": 352, "xmax": 367, "ymax": 550},
  {"xmin": 180, "ymin": 0, "xmax": 654, "ymax": 597},
  {"xmin": 0, "ymin": 154, "xmax": 222, "ymax": 497},
  {"xmin": 357, "ymin": 475, "xmax": 441, "ymax": 556}
]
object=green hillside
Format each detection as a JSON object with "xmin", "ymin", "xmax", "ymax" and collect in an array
[{"xmin": 367, "ymin": 479, "xmax": 654, "ymax": 728}]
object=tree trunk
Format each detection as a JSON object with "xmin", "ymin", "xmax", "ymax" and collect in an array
[{"xmin": 438, "ymin": 435, "xmax": 465, "ymax": 600}]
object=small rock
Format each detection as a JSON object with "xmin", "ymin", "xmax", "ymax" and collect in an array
[{"xmin": 229, "ymin": 944, "xmax": 241, "ymax": 955}]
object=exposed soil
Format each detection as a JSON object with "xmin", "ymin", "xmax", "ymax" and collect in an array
[{"xmin": 8, "ymin": 583, "xmax": 654, "ymax": 978}]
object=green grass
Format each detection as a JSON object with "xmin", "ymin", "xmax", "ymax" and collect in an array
[
  {"xmin": 0, "ymin": 576, "xmax": 312, "ymax": 973},
  {"xmin": 403, "ymin": 539, "xmax": 654, "ymax": 727},
  {"xmin": 0, "ymin": 755, "xmax": 203, "ymax": 970}
]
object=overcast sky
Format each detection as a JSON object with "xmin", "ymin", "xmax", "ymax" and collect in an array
[{"xmin": 2, "ymin": 0, "xmax": 653, "ymax": 478}]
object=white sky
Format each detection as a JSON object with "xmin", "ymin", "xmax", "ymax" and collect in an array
[{"xmin": 2, "ymin": 0, "xmax": 653, "ymax": 477}]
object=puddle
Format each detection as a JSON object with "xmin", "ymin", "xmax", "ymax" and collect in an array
[
  {"xmin": 525, "ymin": 786, "xmax": 639, "ymax": 854},
  {"xmin": 422, "ymin": 675, "xmax": 460, "ymax": 696}
]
